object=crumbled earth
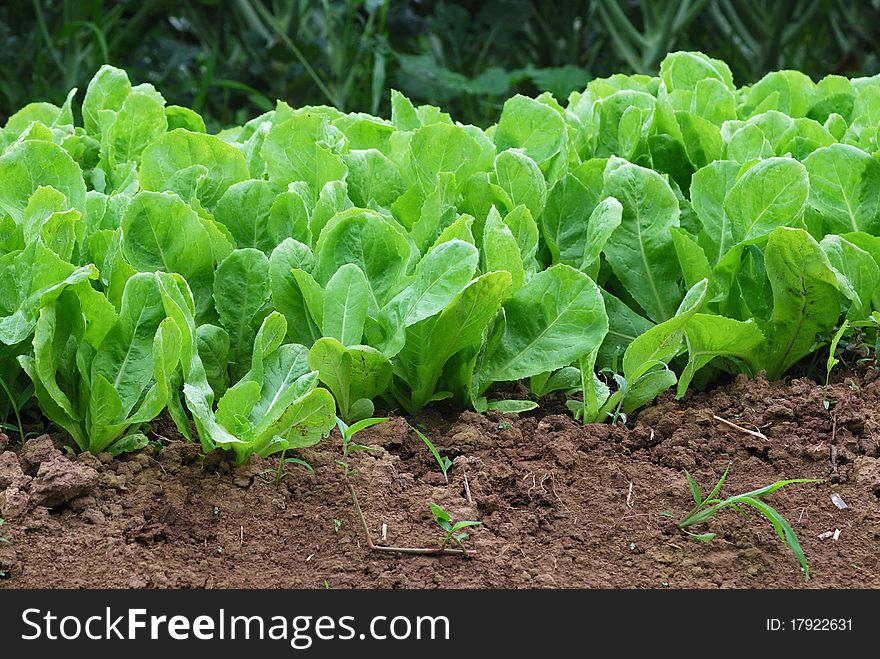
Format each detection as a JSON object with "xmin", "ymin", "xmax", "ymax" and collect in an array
[{"xmin": 1, "ymin": 371, "xmax": 878, "ymax": 588}]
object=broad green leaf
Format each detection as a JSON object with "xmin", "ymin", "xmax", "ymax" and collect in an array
[
  {"xmin": 120, "ymin": 191, "xmax": 214, "ymax": 319},
  {"xmin": 542, "ymin": 159, "xmax": 605, "ymax": 265},
  {"xmin": 213, "ymin": 248, "xmax": 271, "ymax": 381},
  {"xmin": 482, "ymin": 206, "xmax": 525, "ymax": 296},
  {"xmin": 660, "ymin": 51, "xmax": 734, "ymax": 92},
  {"xmin": 261, "ymin": 114, "xmax": 347, "ymax": 197},
  {"xmin": 580, "ymin": 197, "xmax": 622, "ymax": 277},
  {"xmin": 743, "ymin": 70, "xmax": 815, "ymax": 118},
  {"xmin": 494, "ymin": 94, "xmax": 566, "ymax": 168},
  {"xmin": 690, "ymin": 160, "xmax": 740, "ymax": 263},
  {"xmin": 760, "ymin": 228, "xmax": 841, "ymax": 379},
  {"xmin": 214, "ymin": 179, "xmax": 282, "ymax": 252},
  {"xmin": 494, "ymin": 149, "xmax": 546, "ymax": 220},
  {"xmin": 82, "ymin": 65, "xmax": 132, "ymax": 136},
  {"xmin": 480, "ymin": 264, "xmax": 607, "ymax": 386},
  {"xmin": 379, "ymin": 238, "xmax": 479, "ymax": 357},
  {"xmin": 398, "ymin": 271, "xmax": 511, "ymax": 412},
  {"xmin": 820, "ymin": 235, "xmax": 880, "ymax": 319},
  {"xmin": 343, "ymin": 149, "xmax": 406, "ymax": 207},
  {"xmin": 140, "ymin": 129, "xmax": 249, "ymax": 208},
  {"xmin": 106, "ymin": 91, "xmax": 168, "ymax": 166},
  {"xmin": 308, "ymin": 337, "xmax": 392, "ymax": 423},
  {"xmin": 0, "ymin": 241, "xmax": 97, "ymax": 346},
  {"xmin": 324, "ymin": 264, "xmax": 370, "ymax": 346},
  {"xmin": 677, "ymin": 315, "xmax": 765, "ymax": 397},
  {"xmin": 315, "ymin": 208, "xmax": 413, "ymax": 309},
  {"xmin": 804, "ymin": 144, "xmax": 880, "ymax": 235},
  {"xmin": 410, "ymin": 122, "xmax": 484, "ymax": 190},
  {"xmin": 602, "ymin": 158, "xmax": 682, "ymax": 323},
  {"xmin": 269, "ymin": 239, "xmax": 320, "ymax": 346},
  {"xmin": 0, "ymin": 139, "xmax": 86, "ymax": 223},
  {"xmin": 723, "ymin": 157, "xmax": 808, "ymax": 244}
]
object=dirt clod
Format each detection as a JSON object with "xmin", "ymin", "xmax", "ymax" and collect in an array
[
  {"xmin": 18, "ymin": 436, "xmax": 62, "ymax": 475},
  {"xmin": 29, "ymin": 458, "xmax": 99, "ymax": 508}
]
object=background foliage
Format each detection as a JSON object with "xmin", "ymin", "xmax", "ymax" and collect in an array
[{"xmin": 2, "ymin": 0, "xmax": 880, "ymax": 130}]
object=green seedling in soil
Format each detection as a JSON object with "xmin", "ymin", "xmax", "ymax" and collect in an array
[
  {"xmin": 824, "ymin": 321, "xmax": 849, "ymax": 410},
  {"xmin": 264, "ymin": 448, "xmax": 315, "ymax": 485},
  {"xmin": 411, "ymin": 425, "xmax": 452, "ymax": 483},
  {"xmin": 335, "ymin": 416, "xmax": 388, "ymax": 476},
  {"xmin": 676, "ymin": 464, "xmax": 820, "ymax": 581},
  {"xmin": 338, "ymin": 418, "xmax": 476, "ymax": 557},
  {"xmin": 0, "ymin": 380, "xmax": 35, "ymax": 443},
  {"xmin": 429, "ymin": 503, "xmax": 481, "ymax": 552}
]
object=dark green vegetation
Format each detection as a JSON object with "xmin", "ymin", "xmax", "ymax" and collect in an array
[{"xmin": 4, "ymin": 1, "xmax": 879, "ymax": 129}]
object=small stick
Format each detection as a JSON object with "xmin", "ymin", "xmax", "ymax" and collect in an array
[
  {"xmin": 240, "ymin": 525, "xmax": 243, "ymax": 547},
  {"xmin": 713, "ymin": 415, "xmax": 768, "ymax": 440},
  {"xmin": 381, "ymin": 523, "xmax": 387, "ymax": 542},
  {"xmin": 345, "ymin": 477, "xmax": 476, "ymax": 557},
  {"xmin": 463, "ymin": 472, "xmax": 473, "ymax": 505},
  {"xmin": 626, "ymin": 481, "xmax": 634, "ymax": 508}
]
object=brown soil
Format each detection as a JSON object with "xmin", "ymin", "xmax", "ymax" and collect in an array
[{"xmin": 1, "ymin": 371, "xmax": 878, "ymax": 589}]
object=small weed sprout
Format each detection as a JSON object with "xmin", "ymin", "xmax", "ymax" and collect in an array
[
  {"xmin": 429, "ymin": 503, "xmax": 481, "ymax": 552},
  {"xmin": 824, "ymin": 321, "xmax": 849, "ymax": 410},
  {"xmin": 411, "ymin": 425, "xmax": 452, "ymax": 482},
  {"xmin": 336, "ymin": 416, "xmax": 388, "ymax": 475},
  {"xmin": 676, "ymin": 464, "xmax": 820, "ymax": 581}
]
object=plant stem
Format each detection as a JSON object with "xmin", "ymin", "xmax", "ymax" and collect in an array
[
  {"xmin": 0, "ymin": 378, "xmax": 25, "ymax": 443},
  {"xmin": 344, "ymin": 475, "xmax": 475, "ymax": 557}
]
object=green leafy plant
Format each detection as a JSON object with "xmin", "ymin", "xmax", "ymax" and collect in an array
[
  {"xmin": 429, "ymin": 503, "xmax": 481, "ymax": 552},
  {"xmin": 676, "ymin": 464, "xmax": 820, "ymax": 581},
  {"xmin": 411, "ymin": 425, "xmax": 452, "ymax": 483},
  {"xmin": 4, "ymin": 50, "xmax": 880, "ymax": 467}
]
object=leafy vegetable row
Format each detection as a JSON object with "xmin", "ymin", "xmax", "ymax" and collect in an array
[{"xmin": 1, "ymin": 51, "xmax": 878, "ymax": 462}]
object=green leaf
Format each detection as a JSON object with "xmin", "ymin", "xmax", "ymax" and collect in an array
[
  {"xmin": 602, "ymin": 158, "xmax": 682, "ymax": 323},
  {"xmin": 0, "ymin": 139, "xmax": 86, "ymax": 224},
  {"xmin": 106, "ymin": 91, "xmax": 167, "ymax": 166},
  {"xmin": 323, "ymin": 264, "xmax": 370, "ymax": 346},
  {"xmin": 494, "ymin": 94, "xmax": 567, "ymax": 170},
  {"xmin": 759, "ymin": 228, "xmax": 841, "ymax": 379},
  {"xmin": 269, "ymin": 239, "xmax": 320, "ymax": 346},
  {"xmin": 804, "ymin": 144, "xmax": 880, "ymax": 235},
  {"xmin": 121, "ymin": 191, "xmax": 214, "ymax": 320},
  {"xmin": 397, "ymin": 271, "xmax": 511, "ymax": 412},
  {"xmin": 213, "ymin": 248, "xmax": 271, "ymax": 381},
  {"xmin": 486, "ymin": 399, "xmax": 538, "ymax": 413},
  {"xmin": 684, "ymin": 470, "xmax": 703, "ymax": 505},
  {"xmin": 494, "ymin": 149, "xmax": 546, "ymax": 221},
  {"xmin": 140, "ymin": 129, "xmax": 249, "ymax": 209},
  {"xmin": 315, "ymin": 208, "xmax": 412, "ymax": 311},
  {"xmin": 261, "ymin": 114, "xmax": 347, "ymax": 197},
  {"xmin": 677, "ymin": 315, "xmax": 764, "ymax": 397},
  {"xmin": 480, "ymin": 264, "xmax": 608, "ymax": 387},
  {"xmin": 482, "ymin": 206, "xmax": 525, "ymax": 296},
  {"xmin": 723, "ymin": 157, "xmax": 809, "ymax": 244},
  {"xmin": 308, "ymin": 338, "xmax": 392, "ymax": 423},
  {"xmin": 82, "ymin": 65, "xmax": 132, "ymax": 136}
]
